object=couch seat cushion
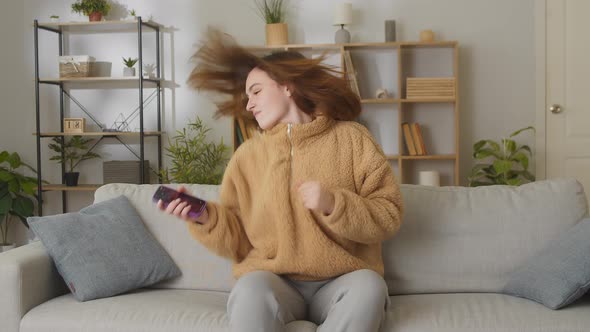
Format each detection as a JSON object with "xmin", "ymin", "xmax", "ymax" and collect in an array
[
  {"xmin": 20, "ymin": 289, "xmax": 316, "ymax": 332},
  {"xmin": 383, "ymin": 293, "xmax": 590, "ymax": 332},
  {"xmin": 21, "ymin": 290, "xmax": 590, "ymax": 332}
]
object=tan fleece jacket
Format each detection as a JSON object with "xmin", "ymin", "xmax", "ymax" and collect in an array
[{"xmin": 188, "ymin": 116, "xmax": 403, "ymax": 281}]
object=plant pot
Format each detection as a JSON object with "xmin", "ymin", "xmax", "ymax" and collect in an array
[
  {"xmin": 265, "ymin": 23, "xmax": 288, "ymax": 46},
  {"xmin": 64, "ymin": 172, "xmax": 80, "ymax": 186},
  {"xmin": 89, "ymin": 12, "xmax": 103, "ymax": 22},
  {"xmin": 123, "ymin": 67, "xmax": 136, "ymax": 77},
  {"xmin": 0, "ymin": 243, "xmax": 16, "ymax": 252}
]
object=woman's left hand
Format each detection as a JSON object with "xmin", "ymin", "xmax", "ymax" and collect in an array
[{"xmin": 297, "ymin": 181, "xmax": 335, "ymax": 216}]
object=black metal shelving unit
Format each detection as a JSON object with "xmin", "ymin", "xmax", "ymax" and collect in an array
[{"xmin": 33, "ymin": 17, "xmax": 163, "ymax": 216}]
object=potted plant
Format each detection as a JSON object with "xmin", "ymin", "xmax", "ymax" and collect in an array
[
  {"xmin": 143, "ymin": 63, "xmax": 156, "ymax": 79},
  {"xmin": 159, "ymin": 117, "xmax": 229, "ymax": 185},
  {"xmin": 49, "ymin": 15, "xmax": 60, "ymax": 23},
  {"xmin": 123, "ymin": 57, "xmax": 138, "ymax": 77},
  {"xmin": 71, "ymin": 0, "xmax": 111, "ymax": 22},
  {"xmin": 129, "ymin": 9, "xmax": 137, "ymax": 20},
  {"xmin": 48, "ymin": 136, "xmax": 101, "ymax": 186},
  {"xmin": 468, "ymin": 126, "xmax": 535, "ymax": 186},
  {"xmin": 254, "ymin": 0, "xmax": 289, "ymax": 46},
  {"xmin": 0, "ymin": 151, "xmax": 40, "ymax": 251}
]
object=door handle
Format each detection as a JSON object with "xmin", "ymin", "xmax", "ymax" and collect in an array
[{"xmin": 550, "ymin": 104, "xmax": 563, "ymax": 114}]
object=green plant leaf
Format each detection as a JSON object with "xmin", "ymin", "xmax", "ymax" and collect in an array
[
  {"xmin": 472, "ymin": 140, "xmax": 487, "ymax": 153},
  {"xmin": 511, "ymin": 152, "xmax": 529, "ymax": 170},
  {"xmin": 12, "ymin": 195, "xmax": 34, "ymax": 220},
  {"xmin": 506, "ymin": 178, "xmax": 522, "ymax": 186},
  {"xmin": 7, "ymin": 152, "xmax": 22, "ymax": 169},
  {"xmin": 474, "ymin": 148, "xmax": 502, "ymax": 160},
  {"xmin": 0, "ymin": 151, "xmax": 9, "ymax": 164},
  {"xmin": 510, "ymin": 126, "xmax": 535, "ymax": 138},
  {"xmin": 493, "ymin": 159, "xmax": 513, "ymax": 175},
  {"xmin": 0, "ymin": 169, "xmax": 12, "ymax": 182},
  {"xmin": 514, "ymin": 145, "xmax": 532, "ymax": 156},
  {"xmin": 501, "ymin": 139, "xmax": 516, "ymax": 156},
  {"xmin": 0, "ymin": 191, "xmax": 12, "ymax": 215}
]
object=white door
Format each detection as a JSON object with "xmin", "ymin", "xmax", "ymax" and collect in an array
[{"xmin": 544, "ymin": 0, "xmax": 590, "ymax": 205}]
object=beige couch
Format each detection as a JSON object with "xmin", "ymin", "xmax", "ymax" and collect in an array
[{"xmin": 1, "ymin": 178, "xmax": 589, "ymax": 332}]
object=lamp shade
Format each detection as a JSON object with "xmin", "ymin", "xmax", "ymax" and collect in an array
[{"xmin": 333, "ymin": 3, "xmax": 352, "ymax": 26}]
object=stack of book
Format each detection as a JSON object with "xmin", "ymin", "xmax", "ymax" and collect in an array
[
  {"xmin": 343, "ymin": 51, "xmax": 361, "ymax": 98},
  {"xmin": 402, "ymin": 122, "xmax": 428, "ymax": 156}
]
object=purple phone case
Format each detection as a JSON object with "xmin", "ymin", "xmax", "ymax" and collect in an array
[{"xmin": 153, "ymin": 186, "xmax": 206, "ymax": 219}]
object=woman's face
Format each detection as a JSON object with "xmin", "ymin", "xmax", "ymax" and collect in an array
[{"xmin": 245, "ymin": 67, "xmax": 292, "ymax": 130}]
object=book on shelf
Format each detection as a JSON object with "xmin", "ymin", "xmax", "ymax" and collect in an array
[
  {"xmin": 343, "ymin": 51, "xmax": 361, "ymax": 98},
  {"xmin": 402, "ymin": 122, "xmax": 417, "ymax": 156},
  {"xmin": 410, "ymin": 123, "xmax": 428, "ymax": 155},
  {"xmin": 237, "ymin": 117, "xmax": 249, "ymax": 140},
  {"xmin": 235, "ymin": 121, "xmax": 244, "ymax": 145},
  {"xmin": 235, "ymin": 117, "xmax": 261, "ymax": 147}
]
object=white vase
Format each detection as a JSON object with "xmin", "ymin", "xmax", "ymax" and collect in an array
[
  {"xmin": 0, "ymin": 244, "xmax": 16, "ymax": 253},
  {"xmin": 123, "ymin": 67, "xmax": 135, "ymax": 77}
]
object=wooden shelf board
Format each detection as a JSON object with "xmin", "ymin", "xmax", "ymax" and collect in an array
[
  {"xmin": 401, "ymin": 98, "xmax": 455, "ymax": 103},
  {"xmin": 399, "ymin": 41, "xmax": 458, "ymax": 48},
  {"xmin": 246, "ymin": 41, "xmax": 457, "ymax": 51},
  {"xmin": 42, "ymin": 184, "xmax": 101, "ymax": 192},
  {"xmin": 39, "ymin": 77, "xmax": 165, "ymax": 83},
  {"xmin": 37, "ymin": 20, "xmax": 162, "ymax": 32},
  {"xmin": 361, "ymin": 98, "xmax": 400, "ymax": 104},
  {"xmin": 35, "ymin": 131, "xmax": 164, "ymax": 137},
  {"xmin": 385, "ymin": 154, "xmax": 400, "ymax": 160},
  {"xmin": 401, "ymin": 154, "xmax": 457, "ymax": 160}
]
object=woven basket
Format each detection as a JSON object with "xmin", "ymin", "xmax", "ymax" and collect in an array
[
  {"xmin": 103, "ymin": 160, "xmax": 150, "ymax": 184},
  {"xmin": 59, "ymin": 55, "xmax": 95, "ymax": 78}
]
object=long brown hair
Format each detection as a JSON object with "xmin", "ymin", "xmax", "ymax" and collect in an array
[{"xmin": 188, "ymin": 28, "xmax": 361, "ymax": 121}]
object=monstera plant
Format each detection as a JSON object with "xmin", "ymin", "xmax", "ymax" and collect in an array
[{"xmin": 468, "ymin": 126, "xmax": 535, "ymax": 187}]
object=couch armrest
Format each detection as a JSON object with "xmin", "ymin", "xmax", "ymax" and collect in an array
[{"xmin": 0, "ymin": 241, "xmax": 68, "ymax": 332}]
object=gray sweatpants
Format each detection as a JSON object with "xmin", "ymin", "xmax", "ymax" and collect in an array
[{"xmin": 227, "ymin": 269, "xmax": 389, "ymax": 332}]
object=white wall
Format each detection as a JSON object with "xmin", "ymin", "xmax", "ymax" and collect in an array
[{"xmin": 1, "ymin": 0, "xmax": 536, "ymax": 243}]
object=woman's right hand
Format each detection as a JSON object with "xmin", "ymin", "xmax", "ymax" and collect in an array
[{"xmin": 156, "ymin": 186, "xmax": 209, "ymax": 225}]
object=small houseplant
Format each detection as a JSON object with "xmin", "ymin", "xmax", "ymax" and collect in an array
[
  {"xmin": 49, "ymin": 15, "xmax": 60, "ymax": 22},
  {"xmin": 160, "ymin": 117, "xmax": 229, "ymax": 185},
  {"xmin": 253, "ymin": 0, "xmax": 289, "ymax": 46},
  {"xmin": 143, "ymin": 63, "xmax": 156, "ymax": 79},
  {"xmin": 468, "ymin": 126, "xmax": 535, "ymax": 187},
  {"xmin": 129, "ymin": 9, "xmax": 137, "ymax": 20},
  {"xmin": 0, "ymin": 151, "xmax": 40, "ymax": 251},
  {"xmin": 48, "ymin": 136, "xmax": 101, "ymax": 186},
  {"xmin": 71, "ymin": 0, "xmax": 111, "ymax": 22},
  {"xmin": 123, "ymin": 57, "xmax": 138, "ymax": 77}
]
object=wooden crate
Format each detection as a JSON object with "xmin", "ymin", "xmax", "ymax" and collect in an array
[
  {"xmin": 406, "ymin": 77, "xmax": 455, "ymax": 99},
  {"xmin": 59, "ymin": 55, "xmax": 95, "ymax": 78}
]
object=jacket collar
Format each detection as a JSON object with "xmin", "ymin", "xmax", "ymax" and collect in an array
[{"xmin": 264, "ymin": 116, "xmax": 335, "ymax": 144}]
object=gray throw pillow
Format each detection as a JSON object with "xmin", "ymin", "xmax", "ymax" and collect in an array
[
  {"xmin": 28, "ymin": 195, "xmax": 181, "ymax": 302},
  {"xmin": 502, "ymin": 218, "xmax": 590, "ymax": 309}
]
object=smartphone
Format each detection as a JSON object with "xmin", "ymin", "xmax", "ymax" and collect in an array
[{"xmin": 153, "ymin": 185, "xmax": 207, "ymax": 219}]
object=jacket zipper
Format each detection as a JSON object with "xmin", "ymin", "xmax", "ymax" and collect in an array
[{"xmin": 287, "ymin": 123, "xmax": 293, "ymax": 186}]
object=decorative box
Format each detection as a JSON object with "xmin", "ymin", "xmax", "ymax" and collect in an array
[
  {"xmin": 406, "ymin": 77, "xmax": 456, "ymax": 100},
  {"xmin": 103, "ymin": 160, "xmax": 150, "ymax": 184},
  {"xmin": 59, "ymin": 55, "xmax": 95, "ymax": 78}
]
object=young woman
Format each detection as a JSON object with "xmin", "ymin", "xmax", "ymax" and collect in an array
[{"xmin": 158, "ymin": 29, "xmax": 404, "ymax": 332}]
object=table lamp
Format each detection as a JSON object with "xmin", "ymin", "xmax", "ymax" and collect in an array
[{"xmin": 333, "ymin": 3, "xmax": 352, "ymax": 44}]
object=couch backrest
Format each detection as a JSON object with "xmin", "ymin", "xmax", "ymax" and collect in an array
[
  {"xmin": 94, "ymin": 184, "xmax": 234, "ymax": 292},
  {"xmin": 95, "ymin": 179, "xmax": 588, "ymax": 294},
  {"xmin": 383, "ymin": 178, "xmax": 588, "ymax": 295}
]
